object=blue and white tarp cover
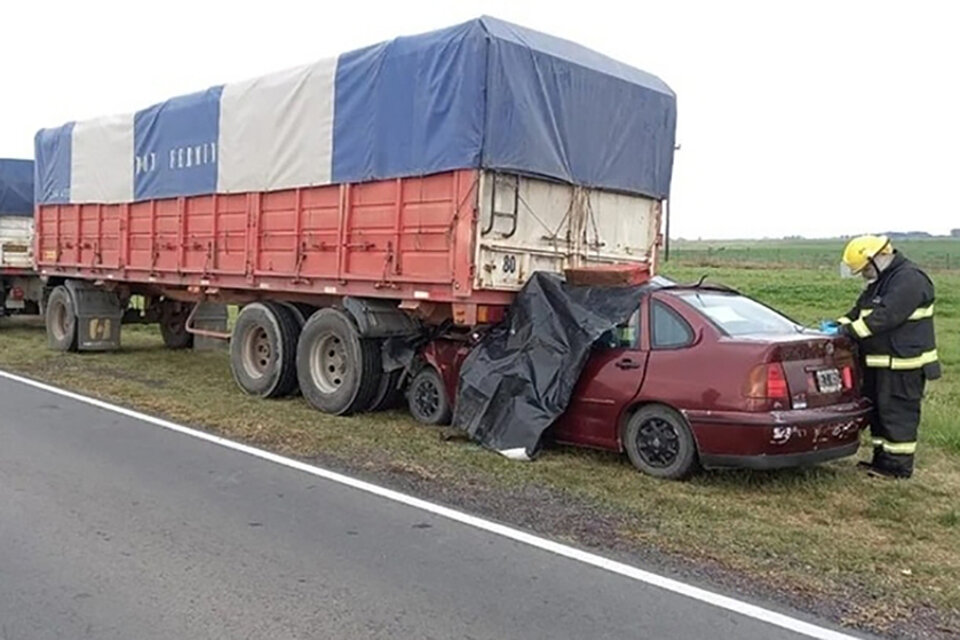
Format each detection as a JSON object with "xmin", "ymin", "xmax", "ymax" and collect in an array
[
  {"xmin": 35, "ymin": 17, "xmax": 676, "ymax": 206},
  {"xmin": 0, "ymin": 159, "xmax": 34, "ymax": 215}
]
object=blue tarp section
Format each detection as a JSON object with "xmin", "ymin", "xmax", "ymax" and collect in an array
[
  {"xmin": 134, "ymin": 86, "xmax": 223, "ymax": 201},
  {"xmin": 34, "ymin": 124, "xmax": 73, "ymax": 205},
  {"xmin": 333, "ymin": 16, "xmax": 676, "ymax": 197},
  {"xmin": 480, "ymin": 17, "xmax": 676, "ymax": 197},
  {"xmin": 332, "ymin": 20, "xmax": 487, "ymax": 184},
  {"xmin": 34, "ymin": 16, "xmax": 677, "ymax": 203},
  {"xmin": 0, "ymin": 158, "xmax": 35, "ymax": 215}
]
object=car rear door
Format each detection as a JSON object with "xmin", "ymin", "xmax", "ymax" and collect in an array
[{"xmin": 551, "ymin": 300, "xmax": 649, "ymax": 450}]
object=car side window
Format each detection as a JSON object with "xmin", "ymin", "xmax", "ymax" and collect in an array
[
  {"xmin": 594, "ymin": 309, "xmax": 641, "ymax": 350},
  {"xmin": 652, "ymin": 300, "xmax": 694, "ymax": 349}
]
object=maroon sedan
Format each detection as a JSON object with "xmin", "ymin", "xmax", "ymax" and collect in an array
[{"xmin": 407, "ymin": 283, "xmax": 871, "ymax": 479}]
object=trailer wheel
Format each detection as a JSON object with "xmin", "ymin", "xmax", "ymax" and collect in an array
[
  {"xmin": 276, "ymin": 302, "xmax": 307, "ymax": 329},
  {"xmin": 367, "ymin": 368, "xmax": 404, "ymax": 412},
  {"xmin": 297, "ymin": 308, "xmax": 381, "ymax": 416},
  {"xmin": 229, "ymin": 302, "xmax": 299, "ymax": 398},
  {"xmin": 46, "ymin": 286, "xmax": 78, "ymax": 352},
  {"xmin": 159, "ymin": 301, "xmax": 194, "ymax": 350},
  {"xmin": 407, "ymin": 367, "xmax": 451, "ymax": 426}
]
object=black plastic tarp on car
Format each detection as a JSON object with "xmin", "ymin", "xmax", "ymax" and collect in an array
[{"xmin": 453, "ymin": 271, "xmax": 654, "ymax": 459}]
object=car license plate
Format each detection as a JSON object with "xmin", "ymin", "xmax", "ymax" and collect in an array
[{"xmin": 816, "ymin": 368, "xmax": 842, "ymax": 393}]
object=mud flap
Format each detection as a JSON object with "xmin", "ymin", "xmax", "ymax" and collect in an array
[
  {"xmin": 342, "ymin": 297, "xmax": 421, "ymax": 338},
  {"xmin": 64, "ymin": 280, "xmax": 123, "ymax": 351}
]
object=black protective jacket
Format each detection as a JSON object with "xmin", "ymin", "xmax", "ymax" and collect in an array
[{"xmin": 839, "ymin": 252, "xmax": 940, "ymax": 379}]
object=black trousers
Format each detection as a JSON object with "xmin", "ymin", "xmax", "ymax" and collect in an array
[{"xmin": 863, "ymin": 368, "xmax": 925, "ymax": 475}]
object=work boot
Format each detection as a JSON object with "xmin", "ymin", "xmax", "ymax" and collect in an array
[
  {"xmin": 863, "ymin": 465, "xmax": 911, "ymax": 480},
  {"xmin": 860, "ymin": 449, "xmax": 913, "ymax": 479},
  {"xmin": 856, "ymin": 446, "xmax": 885, "ymax": 473}
]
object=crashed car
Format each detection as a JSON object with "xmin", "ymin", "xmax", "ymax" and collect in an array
[{"xmin": 407, "ymin": 279, "xmax": 872, "ymax": 480}]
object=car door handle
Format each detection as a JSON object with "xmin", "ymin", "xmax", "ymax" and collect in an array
[{"xmin": 616, "ymin": 358, "xmax": 643, "ymax": 370}]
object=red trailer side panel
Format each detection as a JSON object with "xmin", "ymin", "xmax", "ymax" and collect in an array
[{"xmin": 36, "ymin": 170, "xmax": 510, "ymax": 312}]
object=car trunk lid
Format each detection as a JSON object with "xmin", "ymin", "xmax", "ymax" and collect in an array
[{"xmin": 763, "ymin": 334, "xmax": 859, "ymax": 409}]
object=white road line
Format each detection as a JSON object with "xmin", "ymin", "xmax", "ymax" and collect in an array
[{"xmin": 0, "ymin": 369, "xmax": 864, "ymax": 640}]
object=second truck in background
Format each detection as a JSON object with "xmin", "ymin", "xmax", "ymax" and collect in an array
[{"xmin": 0, "ymin": 158, "xmax": 42, "ymax": 318}]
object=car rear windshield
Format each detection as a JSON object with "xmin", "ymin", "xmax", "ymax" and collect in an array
[{"xmin": 677, "ymin": 291, "xmax": 799, "ymax": 336}]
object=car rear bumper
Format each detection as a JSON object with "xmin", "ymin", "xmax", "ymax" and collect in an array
[
  {"xmin": 700, "ymin": 441, "xmax": 861, "ymax": 470},
  {"xmin": 684, "ymin": 401, "xmax": 871, "ymax": 467},
  {"xmin": 685, "ymin": 400, "xmax": 872, "ymax": 427}
]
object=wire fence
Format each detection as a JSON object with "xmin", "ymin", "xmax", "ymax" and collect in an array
[{"xmin": 669, "ymin": 245, "xmax": 960, "ymax": 271}]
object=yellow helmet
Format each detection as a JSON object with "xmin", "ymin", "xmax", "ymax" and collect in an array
[{"xmin": 841, "ymin": 235, "xmax": 892, "ymax": 276}]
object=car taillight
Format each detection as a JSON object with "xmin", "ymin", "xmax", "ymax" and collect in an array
[
  {"xmin": 766, "ymin": 363, "xmax": 789, "ymax": 400},
  {"xmin": 841, "ymin": 365, "xmax": 853, "ymax": 390},
  {"xmin": 745, "ymin": 363, "xmax": 789, "ymax": 401}
]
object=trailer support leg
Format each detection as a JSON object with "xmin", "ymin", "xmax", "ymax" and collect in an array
[{"xmin": 186, "ymin": 302, "xmax": 230, "ymax": 351}]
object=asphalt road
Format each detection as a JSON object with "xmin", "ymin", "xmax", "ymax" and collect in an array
[{"xmin": 0, "ymin": 375, "xmax": 866, "ymax": 640}]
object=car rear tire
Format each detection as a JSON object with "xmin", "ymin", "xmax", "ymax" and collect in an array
[
  {"xmin": 159, "ymin": 301, "xmax": 194, "ymax": 350},
  {"xmin": 46, "ymin": 286, "xmax": 78, "ymax": 352},
  {"xmin": 408, "ymin": 367, "xmax": 451, "ymax": 426},
  {"xmin": 623, "ymin": 405, "xmax": 699, "ymax": 480},
  {"xmin": 297, "ymin": 308, "xmax": 381, "ymax": 416},
  {"xmin": 229, "ymin": 302, "xmax": 300, "ymax": 398}
]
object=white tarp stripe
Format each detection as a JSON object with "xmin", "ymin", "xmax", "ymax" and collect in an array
[
  {"xmin": 218, "ymin": 57, "xmax": 337, "ymax": 194},
  {"xmin": 70, "ymin": 113, "xmax": 135, "ymax": 204}
]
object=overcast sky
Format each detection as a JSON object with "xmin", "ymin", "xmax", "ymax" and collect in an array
[{"xmin": 2, "ymin": 1, "xmax": 957, "ymax": 239}]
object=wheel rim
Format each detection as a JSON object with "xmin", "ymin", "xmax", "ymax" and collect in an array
[
  {"xmin": 241, "ymin": 325, "xmax": 272, "ymax": 379},
  {"xmin": 50, "ymin": 299, "xmax": 69, "ymax": 341},
  {"xmin": 310, "ymin": 331, "xmax": 348, "ymax": 394},
  {"xmin": 636, "ymin": 418, "xmax": 681, "ymax": 468},
  {"xmin": 414, "ymin": 378, "xmax": 440, "ymax": 418}
]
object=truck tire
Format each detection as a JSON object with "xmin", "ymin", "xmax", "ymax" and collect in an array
[
  {"xmin": 367, "ymin": 368, "xmax": 404, "ymax": 412},
  {"xmin": 276, "ymin": 302, "xmax": 307, "ymax": 329},
  {"xmin": 623, "ymin": 405, "xmax": 700, "ymax": 480},
  {"xmin": 297, "ymin": 308, "xmax": 381, "ymax": 416},
  {"xmin": 159, "ymin": 301, "xmax": 194, "ymax": 350},
  {"xmin": 46, "ymin": 286, "xmax": 78, "ymax": 352},
  {"xmin": 274, "ymin": 302, "xmax": 309, "ymax": 396},
  {"xmin": 229, "ymin": 302, "xmax": 299, "ymax": 398},
  {"xmin": 407, "ymin": 367, "xmax": 451, "ymax": 426}
]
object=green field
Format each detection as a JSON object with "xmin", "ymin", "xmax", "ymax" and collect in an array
[
  {"xmin": 0, "ymin": 253, "xmax": 957, "ymax": 637},
  {"xmin": 670, "ymin": 237, "xmax": 960, "ymax": 271}
]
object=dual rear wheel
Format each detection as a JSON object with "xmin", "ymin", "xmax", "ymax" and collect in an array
[
  {"xmin": 295, "ymin": 308, "xmax": 381, "ymax": 415},
  {"xmin": 229, "ymin": 302, "xmax": 301, "ymax": 398},
  {"xmin": 228, "ymin": 304, "xmax": 392, "ymax": 416}
]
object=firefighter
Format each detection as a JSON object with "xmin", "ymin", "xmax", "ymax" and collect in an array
[{"xmin": 837, "ymin": 235, "xmax": 940, "ymax": 479}]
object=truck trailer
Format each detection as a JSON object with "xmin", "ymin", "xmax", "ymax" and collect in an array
[
  {"xmin": 0, "ymin": 158, "xmax": 42, "ymax": 317},
  {"xmin": 33, "ymin": 16, "xmax": 677, "ymax": 415}
]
